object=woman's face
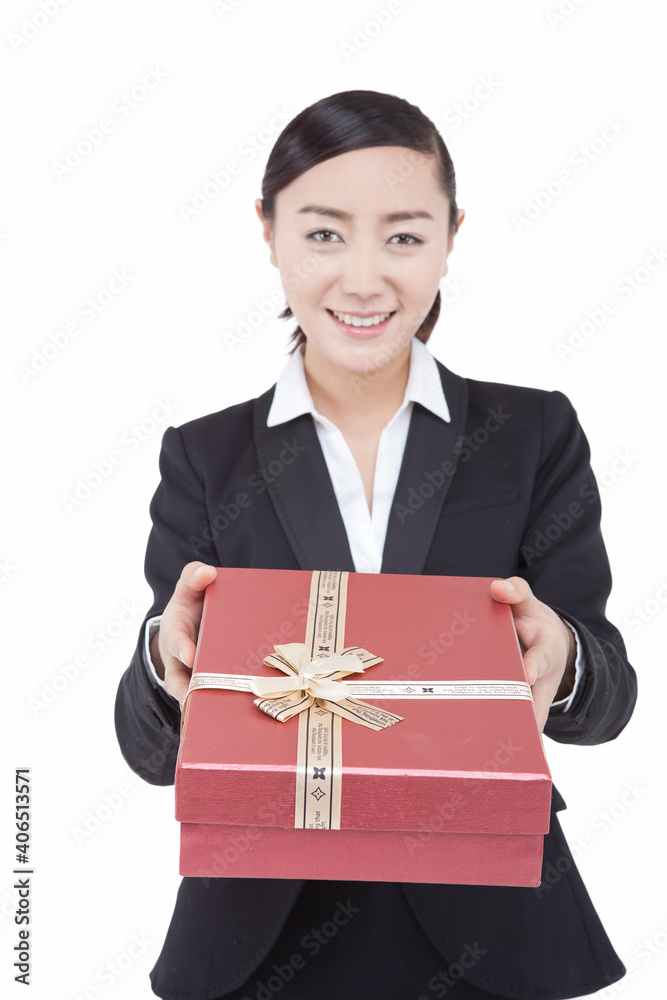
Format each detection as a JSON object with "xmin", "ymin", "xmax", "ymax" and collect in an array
[{"xmin": 256, "ymin": 146, "xmax": 463, "ymax": 374}]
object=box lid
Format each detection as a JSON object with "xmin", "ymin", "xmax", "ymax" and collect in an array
[{"xmin": 176, "ymin": 568, "xmax": 551, "ymax": 835}]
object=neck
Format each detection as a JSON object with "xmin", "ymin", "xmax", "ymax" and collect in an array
[{"xmin": 302, "ymin": 339, "xmax": 412, "ymax": 428}]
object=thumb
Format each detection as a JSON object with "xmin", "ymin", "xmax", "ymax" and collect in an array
[
  {"xmin": 187, "ymin": 561, "xmax": 218, "ymax": 589},
  {"xmin": 489, "ymin": 576, "xmax": 534, "ymax": 610},
  {"xmin": 176, "ymin": 561, "xmax": 218, "ymax": 602}
]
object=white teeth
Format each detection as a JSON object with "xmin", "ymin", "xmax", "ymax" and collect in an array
[{"xmin": 331, "ymin": 310, "xmax": 392, "ymax": 328}]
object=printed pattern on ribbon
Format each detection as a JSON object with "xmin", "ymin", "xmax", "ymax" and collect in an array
[
  {"xmin": 296, "ymin": 569, "xmax": 390, "ymax": 829},
  {"xmin": 186, "ymin": 674, "xmax": 534, "ymax": 703},
  {"xmin": 340, "ymin": 680, "xmax": 534, "ymax": 700},
  {"xmin": 295, "ymin": 704, "xmax": 343, "ymax": 830}
]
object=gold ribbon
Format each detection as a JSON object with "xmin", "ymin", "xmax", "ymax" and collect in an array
[
  {"xmin": 180, "ymin": 642, "xmax": 404, "ymax": 732},
  {"xmin": 254, "ymin": 642, "xmax": 404, "ymax": 730}
]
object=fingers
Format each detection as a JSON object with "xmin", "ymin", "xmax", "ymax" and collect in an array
[
  {"xmin": 160, "ymin": 615, "xmax": 198, "ymax": 706},
  {"xmin": 160, "ymin": 562, "xmax": 217, "ymax": 706},
  {"xmin": 163, "ymin": 605, "xmax": 204, "ymax": 668},
  {"xmin": 490, "ymin": 577, "xmax": 540, "ymax": 682},
  {"xmin": 528, "ymin": 654, "xmax": 567, "ymax": 732},
  {"xmin": 489, "ymin": 576, "xmax": 569, "ymax": 732},
  {"xmin": 161, "ymin": 628, "xmax": 199, "ymax": 706},
  {"xmin": 531, "ymin": 680, "xmax": 557, "ymax": 734},
  {"xmin": 522, "ymin": 644, "xmax": 548, "ymax": 689},
  {"xmin": 164, "ymin": 656, "xmax": 193, "ymax": 707}
]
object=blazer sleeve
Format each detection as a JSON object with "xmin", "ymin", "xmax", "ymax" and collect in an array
[
  {"xmin": 519, "ymin": 390, "xmax": 637, "ymax": 746},
  {"xmin": 114, "ymin": 425, "xmax": 218, "ymax": 786}
]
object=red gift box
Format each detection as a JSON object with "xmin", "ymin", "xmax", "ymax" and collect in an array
[{"xmin": 175, "ymin": 567, "xmax": 552, "ymax": 886}]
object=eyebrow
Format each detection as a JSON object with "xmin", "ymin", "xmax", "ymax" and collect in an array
[{"xmin": 297, "ymin": 205, "xmax": 435, "ymax": 224}]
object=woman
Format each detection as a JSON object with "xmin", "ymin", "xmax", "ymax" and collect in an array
[{"xmin": 114, "ymin": 90, "xmax": 637, "ymax": 999}]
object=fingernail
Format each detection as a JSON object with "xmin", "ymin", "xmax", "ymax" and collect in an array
[{"xmin": 502, "ymin": 580, "xmax": 516, "ymax": 592}]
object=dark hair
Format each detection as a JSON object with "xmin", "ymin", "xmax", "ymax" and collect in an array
[{"xmin": 260, "ymin": 90, "xmax": 458, "ymax": 354}]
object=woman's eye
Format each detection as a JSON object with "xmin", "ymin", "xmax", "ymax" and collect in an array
[
  {"xmin": 389, "ymin": 233, "xmax": 423, "ymax": 245},
  {"xmin": 306, "ymin": 231, "xmax": 422, "ymax": 245},
  {"xmin": 308, "ymin": 230, "xmax": 341, "ymax": 243}
]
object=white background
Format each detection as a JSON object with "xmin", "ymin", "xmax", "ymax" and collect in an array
[{"xmin": 2, "ymin": 1, "xmax": 665, "ymax": 998}]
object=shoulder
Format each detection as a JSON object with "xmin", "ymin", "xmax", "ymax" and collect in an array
[
  {"xmin": 432, "ymin": 359, "xmax": 587, "ymax": 475},
  {"xmin": 433, "ymin": 357, "xmax": 579, "ymax": 428},
  {"xmin": 159, "ymin": 384, "xmax": 275, "ymax": 476},
  {"xmin": 467, "ymin": 376, "xmax": 577, "ymax": 425},
  {"xmin": 177, "ymin": 395, "xmax": 257, "ymax": 438}
]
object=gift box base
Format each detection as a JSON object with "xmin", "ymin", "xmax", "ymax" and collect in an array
[{"xmin": 180, "ymin": 823, "xmax": 545, "ymax": 887}]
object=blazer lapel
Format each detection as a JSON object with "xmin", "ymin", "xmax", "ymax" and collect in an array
[
  {"xmin": 381, "ymin": 360, "xmax": 468, "ymax": 574},
  {"xmin": 253, "ymin": 359, "xmax": 468, "ymax": 576},
  {"xmin": 253, "ymin": 386, "xmax": 356, "ymax": 571}
]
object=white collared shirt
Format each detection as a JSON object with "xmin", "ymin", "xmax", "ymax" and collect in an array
[
  {"xmin": 266, "ymin": 337, "xmax": 449, "ymax": 573},
  {"xmin": 146, "ymin": 336, "xmax": 581, "ymax": 709}
]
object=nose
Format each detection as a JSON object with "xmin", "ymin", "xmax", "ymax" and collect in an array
[{"xmin": 338, "ymin": 239, "xmax": 386, "ymax": 300}]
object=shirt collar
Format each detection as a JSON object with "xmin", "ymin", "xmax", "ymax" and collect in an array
[{"xmin": 266, "ymin": 337, "xmax": 450, "ymax": 427}]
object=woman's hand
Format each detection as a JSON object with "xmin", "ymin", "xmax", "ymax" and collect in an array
[
  {"xmin": 150, "ymin": 561, "xmax": 218, "ymax": 706},
  {"xmin": 490, "ymin": 576, "xmax": 577, "ymax": 733}
]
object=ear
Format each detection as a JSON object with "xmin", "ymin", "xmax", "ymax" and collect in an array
[
  {"xmin": 255, "ymin": 198, "xmax": 278, "ymax": 268},
  {"xmin": 442, "ymin": 208, "xmax": 465, "ymax": 277}
]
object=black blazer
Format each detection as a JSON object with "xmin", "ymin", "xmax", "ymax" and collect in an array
[{"xmin": 114, "ymin": 358, "xmax": 637, "ymax": 1000}]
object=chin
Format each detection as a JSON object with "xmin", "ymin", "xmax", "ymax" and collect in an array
[{"xmin": 338, "ymin": 343, "xmax": 408, "ymax": 376}]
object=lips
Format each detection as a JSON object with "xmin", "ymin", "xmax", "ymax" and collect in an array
[
  {"xmin": 326, "ymin": 309, "xmax": 396, "ymax": 339},
  {"xmin": 329, "ymin": 309, "xmax": 395, "ymax": 328}
]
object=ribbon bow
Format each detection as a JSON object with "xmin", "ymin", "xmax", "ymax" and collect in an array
[{"xmin": 252, "ymin": 642, "xmax": 403, "ymax": 730}]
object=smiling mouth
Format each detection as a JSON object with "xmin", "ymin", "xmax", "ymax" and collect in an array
[{"xmin": 327, "ymin": 309, "xmax": 395, "ymax": 328}]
